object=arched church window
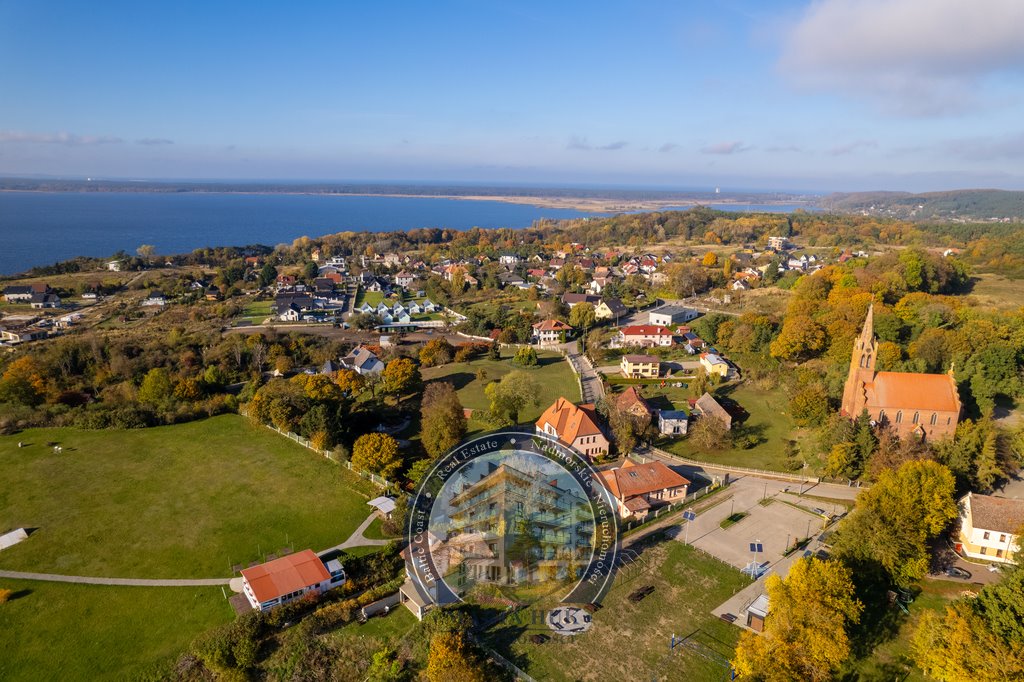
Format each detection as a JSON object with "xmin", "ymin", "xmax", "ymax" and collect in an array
[
  {"xmin": 895, "ymin": 411, "xmax": 902, "ymax": 423},
  {"xmin": 930, "ymin": 413, "xmax": 937, "ymax": 425},
  {"xmin": 913, "ymin": 412, "xmax": 920, "ymax": 424}
]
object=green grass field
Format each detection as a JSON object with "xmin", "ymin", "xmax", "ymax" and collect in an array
[
  {"xmin": 421, "ymin": 349, "xmax": 580, "ymax": 431},
  {"xmin": 485, "ymin": 539, "xmax": 751, "ymax": 681},
  {"xmin": 0, "ymin": 579, "xmax": 232, "ymax": 681},
  {"xmin": 0, "ymin": 415, "xmax": 378, "ymax": 578},
  {"xmin": 659, "ymin": 383, "xmax": 815, "ymax": 472},
  {"xmin": 238, "ymin": 299, "xmax": 273, "ymax": 324}
]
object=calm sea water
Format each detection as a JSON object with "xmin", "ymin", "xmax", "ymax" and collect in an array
[
  {"xmin": 0, "ymin": 191, "xmax": 599, "ymax": 275},
  {"xmin": 0, "ymin": 191, "xmax": 811, "ymax": 275}
]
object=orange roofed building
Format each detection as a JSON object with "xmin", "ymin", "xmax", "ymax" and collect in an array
[
  {"xmin": 841, "ymin": 305, "xmax": 961, "ymax": 440},
  {"xmin": 536, "ymin": 397, "xmax": 609, "ymax": 460},
  {"xmin": 596, "ymin": 459, "xmax": 690, "ymax": 519},
  {"xmin": 240, "ymin": 549, "xmax": 345, "ymax": 612}
]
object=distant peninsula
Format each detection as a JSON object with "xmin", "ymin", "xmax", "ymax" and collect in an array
[{"xmin": 0, "ymin": 177, "xmax": 817, "ymax": 213}]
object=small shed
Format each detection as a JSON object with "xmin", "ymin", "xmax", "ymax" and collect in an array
[
  {"xmin": 746, "ymin": 593, "xmax": 770, "ymax": 632},
  {"xmin": 368, "ymin": 496, "xmax": 397, "ymax": 519}
]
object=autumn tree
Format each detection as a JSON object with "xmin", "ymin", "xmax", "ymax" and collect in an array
[
  {"xmin": 420, "ymin": 382, "xmax": 467, "ymax": 459},
  {"xmin": 333, "ymin": 368, "xmax": 366, "ymax": 395},
  {"xmin": 789, "ymin": 383, "xmax": 830, "ymax": 427},
  {"xmin": 912, "ymin": 568, "xmax": 1024, "ymax": 681},
  {"xmin": 688, "ymin": 414, "xmax": 729, "ymax": 450},
  {"xmin": 769, "ymin": 314, "xmax": 826, "ymax": 360},
  {"xmin": 484, "ymin": 370, "xmax": 540, "ymax": 425},
  {"xmin": 381, "ymin": 358, "xmax": 420, "ymax": 399},
  {"xmin": 352, "ymin": 432, "xmax": 402, "ymax": 479},
  {"xmin": 833, "ymin": 459, "xmax": 957, "ymax": 586},
  {"xmin": 424, "ymin": 631, "xmax": 488, "ymax": 682},
  {"xmin": 0, "ymin": 355, "xmax": 48, "ymax": 406},
  {"xmin": 702, "ymin": 252, "xmax": 719, "ymax": 267},
  {"xmin": 569, "ymin": 302, "xmax": 596, "ymax": 331},
  {"xmin": 419, "ymin": 338, "xmax": 454, "ymax": 367},
  {"xmin": 512, "ymin": 345, "xmax": 538, "ymax": 367},
  {"xmin": 733, "ymin": 558, "xmax": 863, "ymax": 682},
  {"xmin": 138, "ymin": 367, "xmax": 173, "ymax": 404}
]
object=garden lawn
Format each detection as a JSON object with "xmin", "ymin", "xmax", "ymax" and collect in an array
[
  {"xmin": 0, "ymin": 414, "xmax": 378, "ymax": 578},
  {"xmin": 238, "ymin": 299, "xmax": 273, "ymax": 324},
  {"xmin": 484, "ymin": 539, "xmax": 751, "ymax": 681},
  {"xmin": 660, "ymin": 383, "xmax": 815, "ymax": 473},
  {"xmin": 421, "ymin": 349, "xmax": 580, "ymax": 432},
  {"xmin": 0, "ymin": 579, "xmax": 231, "ymax": 682}
]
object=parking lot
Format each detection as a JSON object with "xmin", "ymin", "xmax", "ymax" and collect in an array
[{"xmin": 672, "ymin": 477, "xmax": 842, "ymax": 574}]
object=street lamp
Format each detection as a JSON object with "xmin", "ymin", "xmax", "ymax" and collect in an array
[
  {"xmin": 682, "ymin": 510, "xmax": 697, "ymax": 545},
  {"xmin": 748, "ymin": 540, "xmax": 763, "ymax": 579}
]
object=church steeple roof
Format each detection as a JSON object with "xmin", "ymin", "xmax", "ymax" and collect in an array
[{"xmin": 860, "ymin": 303, "xmax": 874, "ymax": 344}]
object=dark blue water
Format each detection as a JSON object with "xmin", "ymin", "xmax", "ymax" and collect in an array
[
  {"xmin": 0, "ymin": 191, "xmax": 813, "ymax": 275},
  {"xmin": 0, "ymin": 191, "xmax": 600, "ymax": 275}
]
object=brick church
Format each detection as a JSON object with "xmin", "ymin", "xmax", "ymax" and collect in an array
[{"xmin": 841, "ymin": 305, "xmax": 961, "ymax": 440}]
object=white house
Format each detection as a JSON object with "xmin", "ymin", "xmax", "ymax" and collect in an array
[
  {"xmin": 340, "ymin": 346, "xmax": 385, "ymax": 375},
  {"xmin": 240, "ymin": 549, "xmax": 345, "ymax": 612},
  {"xmin": 141, "ymin": 290, "xmax": 167, "ymax": 307},
  {"xmin": 658, "ymin": 409, "xmax": 689, "ymax": 436},
  {"xmin": 532, "ymin": 319, "xmax": 572, "ymax": 345},
  {"xmin": 957, "ymin": 492, "xmax": 1023, "ymax": 564},
  {"xmin": 615, "ymin": 325, "xmax": 674, "ymax": 348},
  {"xmin": 648, "ymin": 305, "xmax": 699, "ymax": 326}
]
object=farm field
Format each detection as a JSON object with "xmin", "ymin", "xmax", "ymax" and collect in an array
[{"xmin": 0, "ymin": 414, "xmax": 379, "ymax": 578}]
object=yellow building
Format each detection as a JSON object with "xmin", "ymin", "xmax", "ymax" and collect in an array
[{"xmin": 620, "ymin": 354, "xmax": 659, "ymax": 378}]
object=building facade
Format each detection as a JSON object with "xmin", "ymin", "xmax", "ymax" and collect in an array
[
  {"xmin": 841, "ymin": 306, "xmax": 961, "ymax": 440},
  {"xmin": 536, "ymin": 397, "xmax": 609, "ymax": 460},
  {"xmin": 620, "ymin": 354, "xmax": 659, "ymax": 378},
  {"xmin": 957, "ymin": 492, "xmax": 1023, "ymax": 564}
]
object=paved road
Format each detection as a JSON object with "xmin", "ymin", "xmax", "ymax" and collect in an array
[
  {"xmin": 0, "ymin": 570, "xmax": 231, "ymax": 586},
  {"xmin": 319, "ymin": 512, "xmax": 391, "ymax": 554},
  {"xmin": 637, "ymin": 447, "xmax": 863, "ymax": 502},
  {"xmin": 566, "ymin": 341, "xmax": 604, "ymax": 404}
]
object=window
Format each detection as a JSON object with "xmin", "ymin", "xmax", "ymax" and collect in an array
[
  {"xmin": 1000, "ymin": 534, "xmax": 1006, "ymax": 543},
  {"xmin": 980, "ymin": 547, "xmax": 987, "ymax": 555},
  {"xmin": 983, "ymin": 531, "xmax": 990, "ymax": 540},
  {"xmin": 878, "ymin": 410, "xmax": 886, "ymax": 422},
  {"xmin": 912, "ymin": 412, "xmax": 920, "ymax": 424},
  {"xmin": 997, "ymin": 549, "xmax": 1004, "ymax": 558},
  {"xmin": 930, "ymin": 413, "xmax": 937, "ymax": 425},
  {"xmin": 895, "ymin": 411, "xmax": 903, "ymax": 423}
]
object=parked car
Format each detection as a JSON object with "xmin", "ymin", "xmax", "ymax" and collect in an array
[{"xmin": 945, "ymin": 566, "xmax": 971, "ymax": 580}]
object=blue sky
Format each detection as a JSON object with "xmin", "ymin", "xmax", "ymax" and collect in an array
[{"xmin": 2, "ymin": 0, "xmax": 1024, "ymax": 192}]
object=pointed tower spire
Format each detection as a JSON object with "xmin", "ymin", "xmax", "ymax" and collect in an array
[{"xmin": 860, "ymin": 303, "xmax": 875, "ymax": 344}]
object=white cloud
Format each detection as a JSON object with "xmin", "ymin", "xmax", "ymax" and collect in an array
[
  {"xmin": 0, "ymin": 130, "xmax": 123, "ymax": 145},
  {"xmin": 779, "ymin": 0, "xmax": 1024, "ymax": 116},
  {"xmin": 829, "ymin": 139, "xmax": 878, "ymax": 156},
  {"xmin": 566, "ymin": 136, "xmax": 628, "ymax": 151},
  {"xmin": 700, "ymin": 141, "xmax": 751, "ymax": 155},
  {"xmin": 943, "ymin": 132, "xmax": 1024, "ymax": 161}
]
